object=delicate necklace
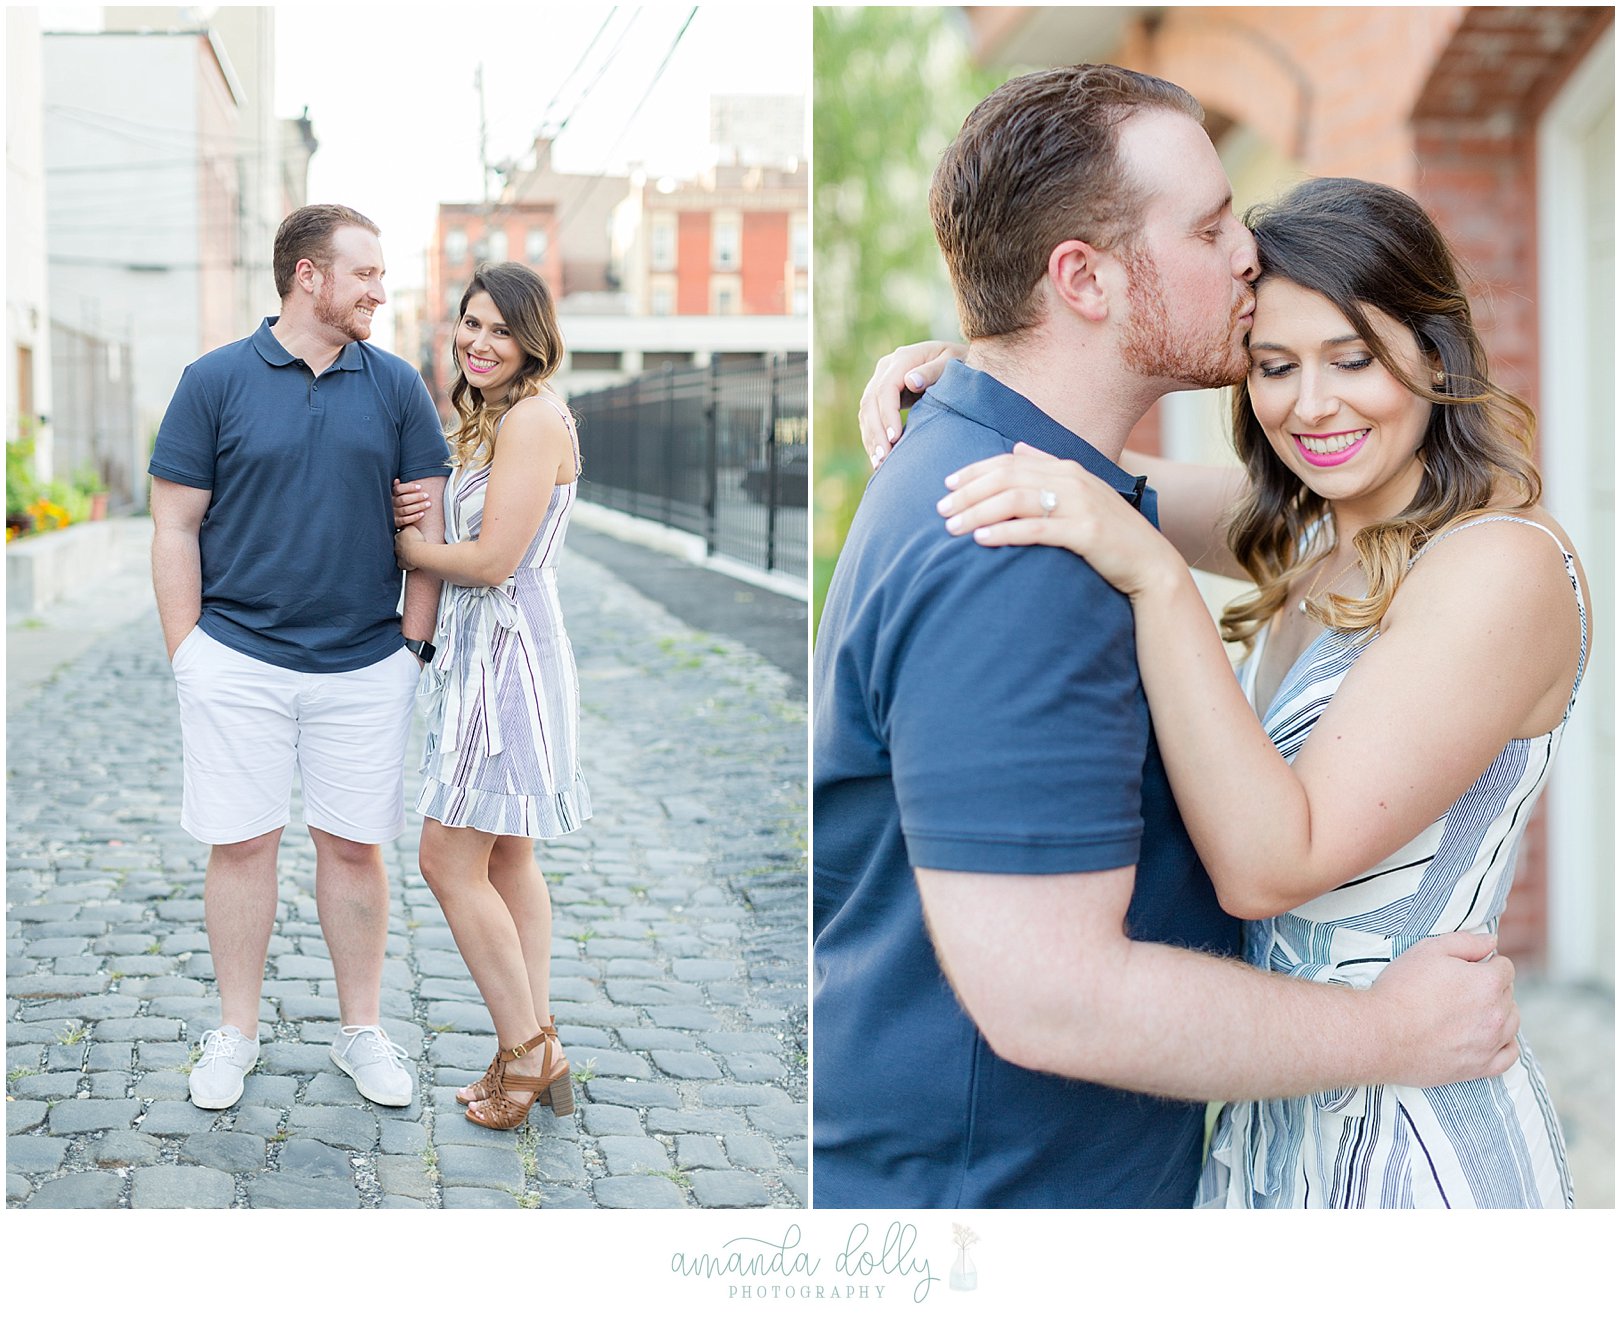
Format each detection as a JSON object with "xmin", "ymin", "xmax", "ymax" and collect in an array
[{"xmin": 1298, "ymin": 556, "xmax": 1357, "ymax": 614}]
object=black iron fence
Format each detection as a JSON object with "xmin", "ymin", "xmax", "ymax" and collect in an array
[{"xmin": 569, "ymin": 355, "xmax": 806, "ymax": 582}]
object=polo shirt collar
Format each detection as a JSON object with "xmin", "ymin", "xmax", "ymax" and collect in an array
[
  {"xmin": 925, "ymin": 359, "xmax": 1138, "ymax": 491},
  {"xmin": 251, "ymin": 316, "xmax": 365, "ymax": 372}
]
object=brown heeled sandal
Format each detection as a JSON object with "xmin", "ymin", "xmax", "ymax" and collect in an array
[
  {"xmin": 458, "ymin": 1016, "xmax": 559, "ymax": 1106},
  {"xmin": 465, "ymin": 1028, "xmax": 573, "ymax": 1129}
]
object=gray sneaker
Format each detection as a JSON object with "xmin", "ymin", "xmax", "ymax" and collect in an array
[
  {"xmin": 330, "ymin": 1024, "xmax": 413, "ymax": 1106},
  {"xmin": 189, "ymin": 1026, "xmax": 259, "ymax": 1109}
]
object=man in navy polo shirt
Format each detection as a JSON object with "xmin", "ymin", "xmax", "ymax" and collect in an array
[
  {"xmin": 150, "ymin": 204, "xmax": 450, "ymax": 1111},
  {"xmin": 813, "ymin": 66, "xmax": 1519, "ymax": 1207}
]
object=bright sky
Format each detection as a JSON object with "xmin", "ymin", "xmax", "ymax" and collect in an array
[{"xmin": 273, "ymin": 3, "xmax": 809, "ymax": 313}]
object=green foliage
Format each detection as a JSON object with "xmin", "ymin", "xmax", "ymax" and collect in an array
[
  {"xmin": 7, "ymin": 436, "xmax": 39, "ymax": 517},
  {"xmin": 812, "ymin": 8, "xmax": 1001, "ymax": 630}
]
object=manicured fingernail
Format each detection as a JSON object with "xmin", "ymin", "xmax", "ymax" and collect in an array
[
  {"xmin": 905, "ymin": 372, "xmax": 924, "ymax": 390},
  {"xmin": 870, "ymin": 452, "xmax": 881, "ymax": 469},
  {"xmin": 944, "ymin": 473, "xmax": 959, "ymax": 489},
  {"xmin": 885, "ymin": 426, "xmax": 896, "ymax": 442},
  {"xmin": 945, "ymin": 515, "xmax": 962, "ymax": 533},
  {"xmin": 936, "ymin": 496, "xmax": 953, "ymax": 514}
]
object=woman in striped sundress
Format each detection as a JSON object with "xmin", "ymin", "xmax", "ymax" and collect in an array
[
  {"xmin": 880, "ymin": 178, "xmax": 1587, "ymax": 1207},
  {"xmin": 392, "ymin": 261, "xmax": 591, "ymax": 1130}
]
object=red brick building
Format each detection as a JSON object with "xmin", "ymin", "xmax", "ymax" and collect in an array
[
  {"xmin": 422, "ymin": 200, "xmax": 563, "ymax": 409},
  {"xmin": 961, "ymin": 5, "xmax": 1614, "ymax": 977}
]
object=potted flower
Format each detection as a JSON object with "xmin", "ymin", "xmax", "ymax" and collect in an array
[
  {"xmin": 7, "ymin": 435, "xmax": 40, "ymax": 539},
  {"xmin": 74, "ymin": 465, "xmax": 109, "ymax": 520}
]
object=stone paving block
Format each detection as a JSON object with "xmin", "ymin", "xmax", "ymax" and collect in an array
[
  {"xmin": 25, "ymin": 1171, "xmax": 125, "ymax": 1209},
  {"xmin": 136, "ymin": 1042, "xmax": 191, "ymax": 1070},
  {"xmin": 85, "ymin": 1071, "xmax": 134, "ymax": 1098},
  {"xmin": 747, "ymin": 1104, "xmax": 807, "ymax": 1139},
  {"xmin": 722, "ymin": 1133, "xmax": 777, "ymax": 1169},
  {"xmin": 414, "ymin": 950, "xmax": 470, "ymax": 978},
  {"xmin": 597, "ymin": 1135, "xmax": 671, "ymax": 1175},
  {"xmin": 239, "ymin": 1073, "xmax": 298, "ymax": 1106},
  {"xmin": 583, "ymin": 1079, "xmax": 680, "ymax": 1109},
  {"xmin": 580, "ymin": 1105, "xmax": 644, "ymax": 1137},
  {"xmin": 380, "ymin": 1119, "xmax": 428, "ymax": 1155},
  {"xmin": 4, "ymin": 1023, "xmax": 62, "ymax": 1044},
  {"xmin": 8, "ymin": 1136, "xmax": 68, "ymax": 1174},
  {"xmin": 697, "ymin": 1084, "xmax": 789, "ymax": 1108},
  {"xmin": 573, "ymin": 1048, "xmax": 651, "ymax": 1080},
  {"xmin": 560, "ymin": 1003, "xmax": 640, "ymax": 1029},
  {"xmin": 617, "ymin": 1027, "xmax": 699, "ymax": 1052},
  {"xmin": 539, "ymin": 1185, "xmax": 596, "ymax": 1208},
  {"xmin": 645, "ymin": 1007, "xmax": 722, "ymax": 1030},
  {"xmin": 437, "ymin": 1144, "xmax": 523, "ymax": 1189},
  {"xmin": 286, "ymin": 1105, "xmax": 378, "ymax": 1151},
  {"xmin": 140, "ymin": 1100, "xmax": 216, "ymax": 1137},
  {"xmin": 778, "ymin": 1170, "xmax": 807, "ymax": 1206},
  {"xmin": 130, "ymin": 1164, "xmax": 235, "ymax": 1209},
  {"xmin": 646, "ymin": 1108, "xmax": 748, "ymax": 1136},
  {"xmin": 558, "ymin": 1025, "xmax": 614, "ymax": 1049},
  {"xmin": 650, "ymin": 1050, "xmax": 723, "ymax": 1080},
  {"xmin": 258, "ymin": 1042, "xmax": 333, "ymax": 1075},
  {"xmin": 90, "ymin": 1017, "xmax": 184, "ymax": 1043},
  {"xmin": 377, "ymin": 1154, "xmax": 436, "ymax": 1200},
  {"xmin": 125, "ymin": 976, "xmax": 207, "ymax": 999},
  {"xmin": 689, "ymin": 1169, "xmax": 770, "ymax": 1208},
  {"xmin": 603, "ymin": 979, "xmax": 703, "ymax": 1005},
  {"xmin": 703, "ymin": 1031, "xmax": 783, "ymax": 1054},
  {"xmin": 442, "ymin": 1187, "xmax": 518, "ymax": 1209},
  {"xmin": 419, "ymin": 977, "xmax": 483, "ymax": 1002},
  {"xmin": 604, "ymin": 958, "xmax": 663, "ymax": 978},
  {"xmin": 273, "ymin": 955, "xmax": 337, "ymax": 979},
  {"xmin": 549, "ymin": 977, "xmax": 596, "ymax": 1003},
  {"xmin": 727, "ymin": 1054, "xmax": 787, "ymax": 1083},
  {"xmin": 181, "ymin": 1132, "xmax": 267, "ymax": 1174},
  {"xmin": 47, "ymin": 1098, "xmax": 140, "ymax": 1134},
  {"xmin": 133, "ymin": 1073, "xmax": 191, "ymax": 1101},
  {"xmin": 21, "ymin": 995, "xmax": 136, "ymax": 1021},
  {"xmin": 706, "ymin": 984, "xmax": 747, "ymax": 1006},
  {"xmin": 430, "ymin": 1114, "xmax": 520, "ymax": 1149},
  {"xmin": 28, "ymin": 938, "xmax": 91, "ymax": 957},
  {"xmin": 277, "ymin": 1138, "xmax": 356, "ymax": 1181},
  {"xmin": 277, "ymin": 995, "xmax": 340, "ymax": 1022},
  {"xmin": 233, "ymin": 1109, "xmax": 286, "ymax": 1140},
  {"xmin": 6, "ymin": 1100, "xmax": 49, "ymax": 1135},
  {"xmin": 427, "ymin": 1032, "xmax": 497, "ymax": 1070},
  {"xmin": 8, "ymin": 1175, "xmax": 32, "ymax": 1203},
  {"xmin": 531, "ymin": 1138, "xmax": 587, "ymax": 1182},
  {"xmin": 671, "ymin": 959, "xmax": 736, "ymax": 982},
  {"xmin": 783, "ymin": 1139, "xmax": 807, "ymax": 1169},
  {"xmin": 676, "ymin": 1135, "xmax": 729, "ymax": 1170},
  {"xmin": 380, "ymin": 1194, "xmax": 429, "ymax": 1208},
  {"xmin": 247, "ymin": 1172, "xmax": 359, "ymax": 1209},
  {"xmin": 594, "ymin": 1174, "xmax": 686, "ymax": 1208},
  {"xmin": 419, "ymin": 1003, "xmax": 492, "ymax": 1033}
]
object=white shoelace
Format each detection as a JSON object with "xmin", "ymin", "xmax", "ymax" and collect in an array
[
  {"xmin": 338, "ymin": 1025, "xmax": 407, "ymax": 1068},
  {"xmin": 196, "ymin": 1028, "xmax": 248, "ymax": 1068}
]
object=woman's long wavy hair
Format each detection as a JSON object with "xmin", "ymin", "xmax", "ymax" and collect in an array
[
  {"xmin": 447, "ymin": 262, "xmax": 565, "ymax": 470},
  {"xmin": 1220, "ymin": 177, "xmax": 1541, "ymax": 650}
]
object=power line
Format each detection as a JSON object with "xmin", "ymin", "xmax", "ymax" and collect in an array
[{"xmin": 534, "ymin": 8, "xmax": 620, "ymax": 135}]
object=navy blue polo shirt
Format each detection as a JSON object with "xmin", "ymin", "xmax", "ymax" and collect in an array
[
  {"xmin": 150, "ymin": 318, "xmax": 451, "ymax": 673},
  {"xmin": 813, "ymin": 360, "xmax": 1240, "ymax": 1208}
]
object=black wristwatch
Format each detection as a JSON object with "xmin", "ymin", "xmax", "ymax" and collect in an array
[{"xmin": 403, "ymin": 638, "xmax": 436, "ymax": 664}]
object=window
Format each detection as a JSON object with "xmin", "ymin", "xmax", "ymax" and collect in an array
[
  {"xmin": 445, "ymin": 228, "xmax": 468, "ymax": 264},
  {"xmin": 710, "ymin": 274, "xmax": 742, "ymax": 315},
  {"xmin": 526, "ymin": 227, "xmax": 548, "ymax": 264},
  {"xmin": 569, "ymin": 351, "xmax": 620, "ymax": 371},
  {"xmin": 650, "ymin": 279, "xmax": 676, "ymax": 317},
  {"xmin": 651, "ymin": 213, "xmax": 677, "ymax": 271},
  {"xmin": 790, "ymin": 214, "xmax": 808, "ymax": 271},
  {"xmin": 712, "ymin": 212, "xmax": 741, "ymax": 271},
  {"xmin": 484, "ymin": 229, "xmax": 508, "ymax": 263}
]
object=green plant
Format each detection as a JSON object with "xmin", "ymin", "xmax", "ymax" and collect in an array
[
  {"xmin": 514, "ymin": 1191, "xmax": 541, "ymax": 1208},
  {"xmin": 8, "ymin": 1066, "xmax": 39, "ymax": 1084},
  {"xmin": 71, "ymin": 463, "xmax": 106, "ymax": 496},
  {"xmin": 516, "ymin": 1127, "xmax": 539, "ymax": 1178},
  {"xmin": 421, "ymin": 1145, "xmax": 439, "ymax": 1174},
  {"xmin": 144, "ymin": 941, "xmax": 162, "ymax": 956},
  {"xmin": 572, "ymin": 1058, "xmax": 598, "ymax": 1085},
  {"xmin": 56, "ymin": 1023, "xmax": 87, "ymax": 1046},
  {"xmin": 649, "ymin": 1169, "xmax": 692, "ymax": 1188},
  {"xmin": 6, "ymin": 435, "xmax": 39, "ymax": 518}
]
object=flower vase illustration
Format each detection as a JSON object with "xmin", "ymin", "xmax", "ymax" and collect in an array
[{"xmin": 949, "ymin": 1223, "xmax": 979, "ymax": 1291}]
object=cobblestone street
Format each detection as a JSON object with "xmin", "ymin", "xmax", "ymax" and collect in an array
[{"xmin": 7, "ymin": 520, "xmax": 807, "ymax": 1209}]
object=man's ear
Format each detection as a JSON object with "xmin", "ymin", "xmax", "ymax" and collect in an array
[
  {"xmin": 295, "ymin": 257, "xmax": 321, "ymax": 295},
  {"xmin": 1047, "ymin": 240, "xmax": 1111, "ymax": 324}
]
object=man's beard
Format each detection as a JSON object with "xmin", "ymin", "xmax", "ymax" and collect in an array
[
  {"xmin": 1118, "ymin": 244, "xmax": 1247, "ymax": 389},
  {"xmin": 314, "ymin": 278, "xmax": 372, "ymax": 341}
]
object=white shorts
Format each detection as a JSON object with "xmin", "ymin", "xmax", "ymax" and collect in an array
[{"xmin": 170, "ymin": 627, "xmax": 419, "ymax": 846}]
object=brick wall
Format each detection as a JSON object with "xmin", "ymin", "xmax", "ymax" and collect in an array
[{"xmin": 741, "ymin": 211, "xmax": 789, "ymax": 314}]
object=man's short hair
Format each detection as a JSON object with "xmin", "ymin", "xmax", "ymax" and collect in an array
[
  {"xmin": 273, "ymin": 204, "xmax": 381, "ymax": 299},
  {"xmin": 929, "ymin": 64, "xmax": 1203, "ymax": 341}
]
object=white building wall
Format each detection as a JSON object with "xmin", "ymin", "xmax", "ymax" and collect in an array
[
  {"xmin": 45, "ymin": 33, "xmax": 216, "ymax": 453},
  {"xmin": 7, "ymin": 9, "xmax": 55, "ymax": 475}
]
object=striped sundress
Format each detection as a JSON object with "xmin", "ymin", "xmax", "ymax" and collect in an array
[
  {"xmin": 1198, "ymin": 516, "xmax": 1583, "ymax": 1209},
  {"xmin": 415, "ymin": 394, "xmax": 592, "ymax": 839}
]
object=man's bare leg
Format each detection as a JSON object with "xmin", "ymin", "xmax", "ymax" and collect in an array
[
  {"xmin": 205, "ymin": 828, "xmax": 283, "ymax": 1035},
  {"xmin": 310, "ymin": 826, "xmax": 389, "ymax": 1026}
]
